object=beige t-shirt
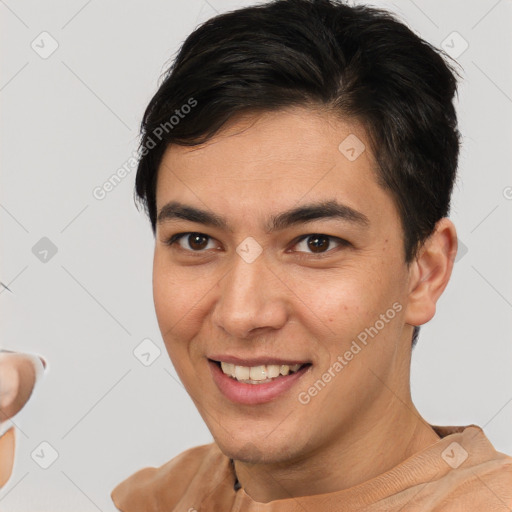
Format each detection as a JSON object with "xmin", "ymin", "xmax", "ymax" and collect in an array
[{"xmin": 111, "ymin": 425, "xmax": 512, "ymax": 511}]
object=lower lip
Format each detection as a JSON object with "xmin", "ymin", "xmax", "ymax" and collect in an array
[{"xmin": 208, "ymin": 360, "xmax": 311, "ymax": 405}]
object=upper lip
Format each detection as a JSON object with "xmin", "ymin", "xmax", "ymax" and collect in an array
[{"xmin": 208, "ymin": 355, "xmax": 311, "ymax": 366}]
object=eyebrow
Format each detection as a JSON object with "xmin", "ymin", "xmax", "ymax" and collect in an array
[{"xmin": 157, "ymin": 199, "xmax": 370, "ymax": 232}]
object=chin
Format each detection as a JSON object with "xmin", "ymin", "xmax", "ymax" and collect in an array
[{"xmin": 215, "ymin": 432, "xmax": 300, "ymax": 465}]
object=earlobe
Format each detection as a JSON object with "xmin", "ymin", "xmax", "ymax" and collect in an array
[{"xmin": 404, "ymin": 218, "xmax": 458, "ymax": 328}]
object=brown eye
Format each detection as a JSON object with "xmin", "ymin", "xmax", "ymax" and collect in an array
[
  {"xmin": 293, "ymin": 234, "xmax": 348, "ymax": 255},
  {"xmin": 306, "ymin": 235, "xmax": 330, "ymax": 253},
  {"xmin": 187, "ymin": 233, "xmax": 209, "ymax": 250},
  {"xmin": 164, "ymin": 232, "xmax": 216, "ymax": 252}
]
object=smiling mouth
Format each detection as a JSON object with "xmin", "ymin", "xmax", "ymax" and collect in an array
[{"xmin": 210, "ymin": 359, "xmax": 312, "ymax": 384}]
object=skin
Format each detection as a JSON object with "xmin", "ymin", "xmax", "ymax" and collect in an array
[
  {"xmin": 0, "ymin": 352, "xmax": 46, "ymax": 488},
  {"xmin": 152, "ymin": 106, "xmax": 458, "ymax": 501}
]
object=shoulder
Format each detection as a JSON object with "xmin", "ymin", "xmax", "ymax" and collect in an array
[
  {"xmin": 463, "ymin": 452, "xmax": 512, "ymax": 507},
  {"xmin": 435, "ymin": 455, "xmax": 512, "ymax": 510},
  {"xmin": 433, "ymin": 425, "xmax": 512, "ymax": 509},
  {"xmin": 111, "ymin": 443, "xmax": 225, "ymax": 512}
]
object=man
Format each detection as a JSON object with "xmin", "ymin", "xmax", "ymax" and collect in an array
[{"xmin": 111, "ymin": 0, "xmax": 512, "ymax": 509}]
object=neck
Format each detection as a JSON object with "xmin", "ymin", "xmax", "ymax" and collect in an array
[{"xmin": 233, "ymin": 398, "xmax": 440, "ymax": 502}]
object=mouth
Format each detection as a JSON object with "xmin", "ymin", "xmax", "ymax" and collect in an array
[
  {"xmin": 208, "ymin": 358, "xmax": 312, "ymax": 405},
  {"xmin": 212, "ymin": 359, "xmax": 309, "ymax": 383}
]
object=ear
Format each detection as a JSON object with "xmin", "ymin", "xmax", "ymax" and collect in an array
[{"xmin": 404, "ymin": 218, "xmax": 458, "ymax": 327}]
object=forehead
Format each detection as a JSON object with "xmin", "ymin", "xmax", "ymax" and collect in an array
[{"xmin": 154, "ymin": 107, "xmax": 396, "ymax": 229}]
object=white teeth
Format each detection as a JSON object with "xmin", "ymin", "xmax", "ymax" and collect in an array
[
  {"xmin": 249, "ymin": 365, "xmax": 266, "ymax": 380},
  {"xmin": 220, "ymin": 361, "xmax": 235, "ymax": 376},
  {"xmin": 218, "ymin": 361, "xmax": 305, "ymax": 383},
  {"xmin": 234, "ymin": 365, "xmax": 250, "ymax": 381},
  {"xmin": 266, "ymin": 364, "xmax": 281, "ymax": 378}
]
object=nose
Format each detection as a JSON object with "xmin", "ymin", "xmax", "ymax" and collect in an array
[{"xmin": 211, "ymin": 249, "xmax": 288, "ymax": 339}]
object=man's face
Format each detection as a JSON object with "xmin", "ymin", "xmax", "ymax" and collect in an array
[{"xmin": 153, "ymin": 107, "xmax": 415, "ymax": 463}]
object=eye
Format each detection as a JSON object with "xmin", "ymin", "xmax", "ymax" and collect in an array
[
  {"xmin": 163, "ymin": 232, "xmax": 218, "ymax": 252},
  {"xmin": 291, "ymin": 234, "xmax": 349, "ymax": 255},
  {"xmin": 162, "ymin": 232, "xmax": 349, "ymax": 257}
]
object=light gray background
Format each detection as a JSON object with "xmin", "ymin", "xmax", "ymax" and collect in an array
[{"xmin": 1, "ymin": 0, "xmax": 511, "ymax": 510}]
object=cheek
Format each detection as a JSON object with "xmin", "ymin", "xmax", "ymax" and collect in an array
[
  {"xmin": 152, "ymin": 265, "xmax": 195, "ymax": 375},
  {"xmin": 152, "ymin": 253, "xmax": 215, "ymax": 350},
  {"xmin": 303, "ymin": 266, "xmax": 404, "ymax": 346},
  {"xmin": 153, "ymin": 260, "xmax": 173, "ymax": 329},
  {"xmin": 306, "ymin": 270, "xmax": 378, "ymax": 321},
  {"xmin": 152, "ymin": 255, "xmax": 192, "ymax": 338}
]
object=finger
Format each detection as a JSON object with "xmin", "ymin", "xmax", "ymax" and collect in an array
[
  {"xmin": 0, "ymin": 353, "xmax": 40, "ymax": 421},
  {"xmin": 0, "ymin": 426, "xmax": 15, "ymax": 488}
]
